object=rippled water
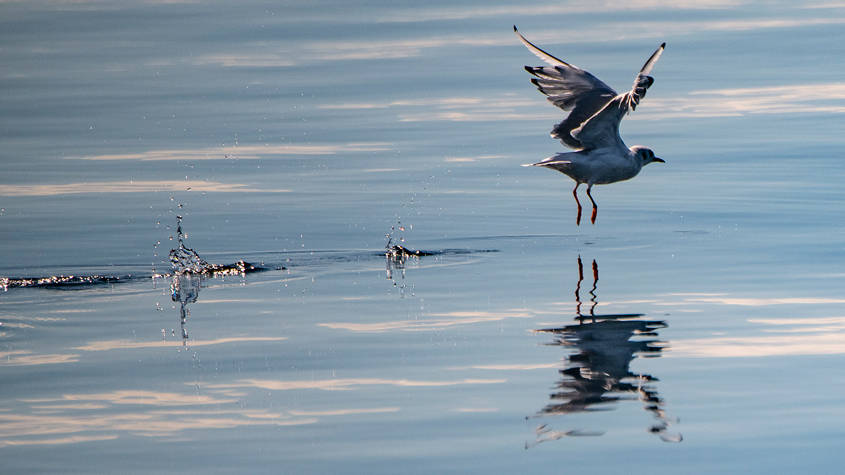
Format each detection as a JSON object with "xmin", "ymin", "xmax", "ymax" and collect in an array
[{"xmin": 3, "ymin": 1, "xmax": 845, "ymax": 473}]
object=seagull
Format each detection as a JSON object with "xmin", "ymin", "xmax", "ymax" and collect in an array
[{"xmin": 515, "ymin": 26, "xmax": 666, "ymax": 225}]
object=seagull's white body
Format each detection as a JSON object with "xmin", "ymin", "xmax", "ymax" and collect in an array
[
  {"xmin": 515, "ymin": 26, "xmax": 666, "ymax": 224},
  {"xmin": 537, "ymin": 148, "xmax": 643, "ymax": 185}
]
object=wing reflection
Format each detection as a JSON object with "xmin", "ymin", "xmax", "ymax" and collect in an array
[{"xmin": 530, "ymin": 257, "xmax": 681, "ymax": 446}]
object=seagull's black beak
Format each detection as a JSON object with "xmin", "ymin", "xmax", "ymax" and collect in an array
[{"xmin": 653, "ymin": 157, "xmax": 665, "ymax": 163}]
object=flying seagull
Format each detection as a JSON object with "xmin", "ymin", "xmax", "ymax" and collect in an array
[{"xmin": 515, "ymin": 26, "xmax": 666, "ymax": 225}]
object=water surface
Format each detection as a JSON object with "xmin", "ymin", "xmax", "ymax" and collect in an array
[{"xmin": 2, "ymin": 1, "xmax": 845, "ymax": 473}]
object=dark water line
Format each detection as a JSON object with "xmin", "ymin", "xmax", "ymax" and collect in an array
[{"xmin": 1, "ymin": 248, "xmax": 497, "ymax": 291}]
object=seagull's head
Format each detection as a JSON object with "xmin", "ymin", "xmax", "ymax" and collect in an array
[{"xmin": 631, "ymin": 146, "xmax": 665, "ymax": 166}]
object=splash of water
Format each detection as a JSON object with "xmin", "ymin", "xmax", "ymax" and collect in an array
[
  {"xmin": 167, "ymin": 215, "xmax": 263, "ymax": 277},
  {"xmin": 169, "ymin": 215, "xmax": 210, "ymax": 275},
  {"xmin": 385, "ymin": 219, "xmax": 431, "ymax": 264}
]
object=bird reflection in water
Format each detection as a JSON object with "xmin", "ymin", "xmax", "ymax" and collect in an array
[{"xmin": 529, "ymin": 257, "xmax": 681, "ymax": 446}]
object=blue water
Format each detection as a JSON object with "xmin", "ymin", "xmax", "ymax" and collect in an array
[{"xmin": 3, "ymin": 1, "xmax": 845, "ymax": 473}]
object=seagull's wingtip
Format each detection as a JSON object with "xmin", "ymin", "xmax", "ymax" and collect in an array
[
  {"xmin": 660, "ymin": 42, "xmax": 666, "ymax": 48},
  {"xmin": 513, "ymin": 25, "xmax": 518, "ymax": 32}
]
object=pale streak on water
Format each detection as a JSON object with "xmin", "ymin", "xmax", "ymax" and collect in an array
[{"xmin": 2, "ymin": 1, "xmax": 845, "ymax": 473}]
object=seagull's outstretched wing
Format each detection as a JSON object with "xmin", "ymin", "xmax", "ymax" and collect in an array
[
  {"xmin": 515, "ymin": 26, "xmax": 617, "ymax": 150},
  {"xmin": 571, "ymin": 42, "xmax": 665, "ymax": 150}
]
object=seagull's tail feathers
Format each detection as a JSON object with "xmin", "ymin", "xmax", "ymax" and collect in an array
[{"xmin": 522, "ymin": 159, "xmax": 572, "ymax": 169}]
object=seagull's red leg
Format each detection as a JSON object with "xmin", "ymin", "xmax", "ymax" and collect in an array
[
  {"xmin": 586, "ymin": 184, "xmax": 597, "ymax": 224},
  {"xmin": 572, "ymin": 183, "xmax": 582, "ymax": 226}
]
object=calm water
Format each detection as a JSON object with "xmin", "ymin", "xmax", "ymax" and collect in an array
[{"xmin": 3, "ymin": 1, "xmax": 845, "ymax": 473}]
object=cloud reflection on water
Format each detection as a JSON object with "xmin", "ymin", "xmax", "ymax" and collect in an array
[
  {"xmin": 190, "ymin": 14, "xmax": 845, "ymax": 67},
  {"xmin": 73, "ymin": 336, "xmax": 287, "ymax": 352},
  {"xmin": 645, "ymin": 83, "xmax": 845, "ymax": 118},
  {"xmin": 320, "ymin": 309, "xmax": 534, "ymax": 333},
  {"xmin": 202, "ymin": 377, "xmax": 506, "ymax": 392},
  {"xmin": 0, "ymin": 180, "xmax": 288, "ymax": 197},
  {"xmin": 0, "ymin": 397, "xmax": 320, "ymax": 448},
  {"xmin": 315, "ymin": 82, "xmax": 845, "ymax": 125},
  {"xmin": 78, "ymin": 142, "xmax": 391, "ymax": 161},
  {"xmin": 371, "ymin": 0, "xmax": 743, "ymax": 23},
  {"xmin": 0, "ymin": 374, "xmax": 501, "ymax": 447},
  {"xmin": 671, "ymin": 323, "xmax": 845, "ymax": 358},
  {"xmin": 0, "ymin": 350, "xmax": 80, "ymax": 366}
]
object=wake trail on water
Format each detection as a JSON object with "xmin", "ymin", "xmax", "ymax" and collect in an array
[
  {"xmin": 1, "ymin": 216, "xmax": 497, "ymax": 291},
  {"xmin": 1, "ymin": 215, "xmax": 269, "ymax": 290}
]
